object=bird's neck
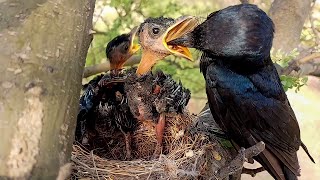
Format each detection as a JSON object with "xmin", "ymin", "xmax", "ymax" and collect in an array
[{"xmin": 201, "ymin": 54, "xmax": 272, "ymax": 75}]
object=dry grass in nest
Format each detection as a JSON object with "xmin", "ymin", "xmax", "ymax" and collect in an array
[{"xmin": 71, "ymin": 113, "xmax": 227, "ymax": 179}]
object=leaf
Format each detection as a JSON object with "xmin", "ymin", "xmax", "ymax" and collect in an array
[
  {"xmin": 280, "ymin": 75, "xmax": 308, "ymax": 92},
  {"xmin": 220, "ymin": 139, "xmax": 233, "ymax": 148}
]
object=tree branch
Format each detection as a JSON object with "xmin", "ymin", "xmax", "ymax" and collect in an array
[
  {"xmin": 89, "ymin": 29, "xmax": 108, "ymax": 36},
  {"xmin": 280, "ymin": 52, "xmax": 320, "ymax": 75},
  {"xmin": 83, "ymin": 55, "xmax": 141, "ymax": 78},
  {"xmin": 298, "ymin": 52, "xmax": 320, "ymax": 64},
  {"xmin": 215, "ymin": 141, "xmax": 265, "ymax": 179},
  {"xmin": 239, "ymin": 0, "xmax": 254, "ymax": 4}
]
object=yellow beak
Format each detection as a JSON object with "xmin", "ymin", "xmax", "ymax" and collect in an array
[
  {"xmin": 136, "ymin": 16, "xmax": 198, "ymax": 75},
  {"xmin": 163, "ymin": 16, "xmax": 198, "ymax": 61},
  {"xmin": 129, "ymin": 26, "xmax": 141, "ymax": 55}
]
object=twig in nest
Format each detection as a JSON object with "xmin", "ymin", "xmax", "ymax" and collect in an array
[
  {"xmin": 214, "ymin": 141, "xmax": 265, "ymax": 179},
  {"xmin": 242, "ymin": 167, "xmax": 265, "ymax": 177},
  {"xmin": 91, "ymin": 150, "xmax": 101, "ymax": 180}
]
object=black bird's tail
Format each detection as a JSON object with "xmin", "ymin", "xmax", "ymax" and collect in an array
[
  {"xmin": 256, "ymin": 152, "xmax": 298, "ymax": 180},
  {"xmin": 301, "ymin": 142, "xmax": 315, "ymax": 163},
  {"xmin": 283, "ymin": 165, "xmax": 297, "ymax": 180}
]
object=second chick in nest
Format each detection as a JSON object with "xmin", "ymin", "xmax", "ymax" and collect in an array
[{"xmin": 76, "ymin": 28, "xmax": 140, "ymax": 160}]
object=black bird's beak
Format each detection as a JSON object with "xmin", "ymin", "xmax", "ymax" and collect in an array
[{"xmin": 136, "ymin": 16, "xmax": 198, "ymax": 75}]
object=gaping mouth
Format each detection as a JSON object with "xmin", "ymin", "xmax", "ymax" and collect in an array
[
  {"xmin": 163, "ymin": 16, "xmax": 198, "ymax": 61},
  {"xmin": 136, "ymin": 16, "xmax": 198, "ymax": 75},
  {"xmin": 129, "ymin": 26, "xmax": 141, "ymax": 54}
]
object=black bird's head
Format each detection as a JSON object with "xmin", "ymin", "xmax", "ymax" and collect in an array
[
  {"xmin": 106, "ymin": 27, "xmax": 140, "ymax": 74},
  {"xmin": 169, "ymin": 4, "xmax": 274, "ymax": 62},
  {"xmin": 136, "ymin": 16, "xmax": 198, "ymax": 75}
]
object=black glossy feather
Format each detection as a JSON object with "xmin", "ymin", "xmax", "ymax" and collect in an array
[
  {"xmin": 75, "ymin": 72, "xmax": 137, "ymax": 144},
  {"xmin": 106, "ymin": 34, "xmax": 131, "ymax": 60},
  {"xmin": 169, "ymin": 4, "xmax": 314, "ymax": 180}
]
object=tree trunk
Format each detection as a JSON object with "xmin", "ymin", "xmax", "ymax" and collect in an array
[
  {"xmin": 0, "ymin": 0, "xmax": 95, "ymax": 179},
  {"xmin": 269, "ymin": 0, "xmax": 312, "ymax": 53}
]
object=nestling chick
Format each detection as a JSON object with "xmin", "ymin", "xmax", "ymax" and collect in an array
[{"xmin": 75, "ymin": 28, "xmax": 140, "ymax": 160}]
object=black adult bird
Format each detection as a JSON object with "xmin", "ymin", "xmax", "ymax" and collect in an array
[
  {"xmin": 76, "ymin": 29, "xmax": 140, "ymax": 159},
  {"xmin": 135, "ymin": 4, "xmax": 314, "ymax": 180}
]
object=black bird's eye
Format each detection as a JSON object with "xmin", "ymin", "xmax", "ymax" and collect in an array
[{"xmin": 152, "ymin": 27, "xmax": 160, "ymax": 35}]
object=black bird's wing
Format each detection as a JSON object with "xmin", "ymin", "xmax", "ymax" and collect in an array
[{"xmin": 204, "ymin": 61, "xmax": 301, "ymax": 179}]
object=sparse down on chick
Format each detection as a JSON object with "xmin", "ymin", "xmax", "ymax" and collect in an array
[
  {"xmin": 75, "ymin": 29, "xmax": 139, "ymax": 160},
  {"xmin": 124, "ymin": 69, "xmax": 190, "ymax": 158}
]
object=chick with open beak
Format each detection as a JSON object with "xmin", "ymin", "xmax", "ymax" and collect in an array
[
  {"xmin": 106, "ymin": 27, "xmax": 140, "ymax": 76},
  {"xmin": 132, "ymin": 16, "xmax": 197, "ymax": 159},
  {"xmin": 136, "ymin": 16, "xmax": 198, "ymax": 75}
]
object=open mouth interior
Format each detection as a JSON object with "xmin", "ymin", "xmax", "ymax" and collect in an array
[
  {"xmin": 163, "ymin": 16, "xmax": 198, "ymax": 61},
  {"xmin": 129, "ymin": 27, "xmax": 141, "ymax": 54}
]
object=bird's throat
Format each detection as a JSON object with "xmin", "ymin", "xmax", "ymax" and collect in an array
[{"xmin": 136, "ymin": 51, "xmax": 163, "ymax": 76}]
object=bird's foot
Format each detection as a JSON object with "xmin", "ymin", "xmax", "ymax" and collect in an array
[
  {"xmin": 247, "ymin": 157, "xmax": 254, "ymax": 164},
  {"xmin": 241, "ymin": 167, "xmax": 265, "ymax": 177}
]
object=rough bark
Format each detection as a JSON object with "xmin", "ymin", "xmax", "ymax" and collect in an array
[
  {"xmin": 0, "ymin": 0, "xmax": 95, "ymax": 179},
  {"xmin": 269, "ymin": 0, "xmax": 313, "ymax": 53}
]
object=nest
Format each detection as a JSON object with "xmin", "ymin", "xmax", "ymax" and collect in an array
[{"xmin": 71, "ymin": 113, "xmax": 229, "ymax": 179}]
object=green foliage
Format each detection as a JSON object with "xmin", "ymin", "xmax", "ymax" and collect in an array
[
  {"xmin": 271, "ymin": 49, "xmax": 308, "ymax": 92},
  {"xmin": 280, "ymin": 76, "xmax": 308, "ymax": 92},
  {"xmin": 271, "ymin": 48, "xmax": 299, "ymax": 68},
  {"xmin": 154, "ymin": 57, "xmax": 206, "ymax": 97},
  {"xmin": 300, "ymin": 17, "xmax": 320, "ymax": 48}
]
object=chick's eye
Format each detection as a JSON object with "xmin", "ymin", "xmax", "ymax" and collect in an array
[
  {"xmin": 124, "ymin": 44, "xmax": 129, "ymax": 50},
  {"xmin": 152, "ymin": 27, "xmax": 160, "ymax": 35}
]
